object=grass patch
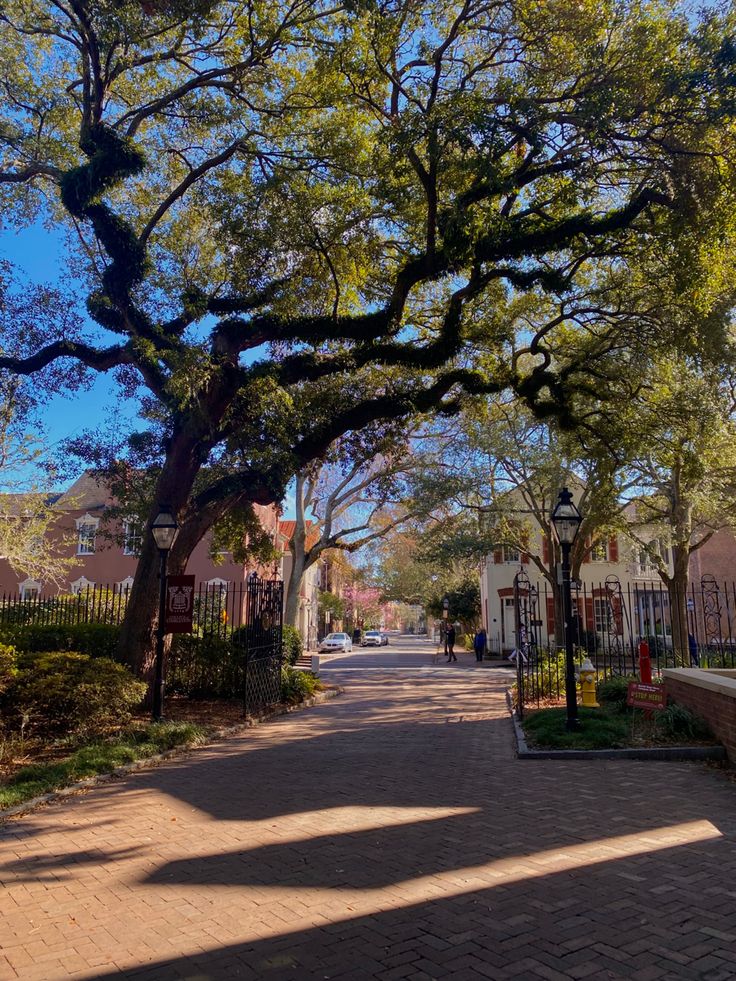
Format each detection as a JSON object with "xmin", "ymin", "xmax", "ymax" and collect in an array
[
  {"xmin": 0, "ymin": 722, "xmax": 208, "ymax": 811},
  {"xmin": 522, "ymin": 702, "xmax": 716, "ymax": 751},
  {"xmin": 523, "ymin": 706, "xmax": 632, "ymax": 750}
]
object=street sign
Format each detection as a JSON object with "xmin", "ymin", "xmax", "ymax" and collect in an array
[
  {"xmin": 626, "ymin": 682, "xmax": 666, "ymax": 712},
  {"xmin": 164, "ymin": 575, "xmax": 195, "ymax": 633}
]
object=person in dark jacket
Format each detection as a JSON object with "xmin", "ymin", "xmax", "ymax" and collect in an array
[
  {"xmin": 446, "ymin": 624, "xmax": 457, "ymax": 662},
  {"xmin": 688, "ymin": 633, "xmax": 700, "ymax": 667},
  {"xmin": 473, "ymin": 627, "xmax": 487, "ymax": 662}
]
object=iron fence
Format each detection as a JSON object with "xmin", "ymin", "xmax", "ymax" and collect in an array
[
  {"xmin": 1, "ymin": 578, "xmax": 285, "ymax": 706},
  {"xmin": 507, "ymin": 573, "xmax": 736, "ymax": 715}
]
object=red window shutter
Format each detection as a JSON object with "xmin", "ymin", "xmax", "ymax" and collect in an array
[
  {"xmin": 584, "ymin": 596, "xmax": 594, "ymax": 632},
  {"xmin": 608, "ymin": 535, "xmax": 618, "ymax": 562},
  {"xmin": 545, "ymin": 595, "xmax": 555, "ymax": 635},
  {"xmin": 542, "ymin": 536, "xmax": 550, "ymax": 565},
  {"xmin": 493, "ymin": 549, "xmax": 502, "ymax": 564},
  {"xmin": 521, "ymin": 552, "xmax": 530, "ymax": 564}
]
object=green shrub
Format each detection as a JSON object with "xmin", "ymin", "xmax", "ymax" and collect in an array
[
  {"xmin": 0, "ymin": 643, "xmax": 17, "ymax": 696},
  {"xmin": 656, "ymin": 702, "xmax": 712, "ymax": 740},
  {"xmin": 282, "ymin": 625, "xmax": 303, "ymax": 665},
  {"xmin": 516, "ymin": 649, "xmax": 570, "ymax": 704},
  {"xmin": 168, "ymin": 634, "xmax": 241, "ymax": 698},
  {"xmin": 0, "ymin": 623, "xmax": 121, "ymax": 659},
  {"xmin": 597, "ymin": 674, "xmax": 638, "ymax": 712},
  {"xmin": 6, "ymin": 652, "xmax": 147, "ymax": 738},
  {"xmin": 280, "ymin": 666, "xmax": 321, "ymax": 704}
]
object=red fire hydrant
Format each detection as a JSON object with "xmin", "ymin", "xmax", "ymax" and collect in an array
[{"xmin": 638, "ymin": 640, "xmax": 652, "ymax": 684}]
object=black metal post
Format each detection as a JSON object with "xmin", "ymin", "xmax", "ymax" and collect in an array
[
  {"xmin": 561, "ymin": 541, "xmax": 579, "ymax": 731},
  {"xmin": 444, "ymin": 619, "xmax": 448, "ymax": 656},
  {"xmin": 152, "ymin": 547, "xmax": 167, "ymax": 722}
]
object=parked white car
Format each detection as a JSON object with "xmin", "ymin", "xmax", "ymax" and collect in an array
[
  {"xmin": 318, "ymin": 632, "xmax": 353, "ymax": 653},
  {"xmin": 361, "ymin": 630, "xmax": 382, "ymax": 647}
]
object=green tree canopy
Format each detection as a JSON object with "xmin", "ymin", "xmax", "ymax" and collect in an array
[{"xmin": 1, "ymin": 0, "xmax": 735, "ymax": 672}]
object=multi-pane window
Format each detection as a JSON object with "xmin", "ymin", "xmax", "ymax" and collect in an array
[
  {"xmin": 637, "ymin": 540, "xmax": 670, "ymax": 573},
  {"xmin": 594, "ymin": 598, "xmax": 610, "ymax": 633},
  {"xmin": 123, "ymin": 520, "xmax": 142, "ymax": 556},
  {"xmin": 590, "ymin": 541, "xmax": 608, "ymax": 562},
  {"xmin": 503, "ymin": 545, "xmax": 520, "ymax": 563},
  {"xmin": 19, "ymin": 579, "xmax": 41, "ymax": 600},
  {"xmin": 77, "ymin": 521, "xmax": 97, "ymax": 555}
]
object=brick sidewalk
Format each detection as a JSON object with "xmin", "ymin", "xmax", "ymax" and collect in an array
[{"xmin": 2, "ymin": 669, "xmax": 736, "ymax": 980}]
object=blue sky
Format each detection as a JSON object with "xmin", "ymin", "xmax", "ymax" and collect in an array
[
  {"xmin": 0, "ymin": 222, "xmax": 300, "ymax": 513},
  {"xmin": 2, "ymin": 222, "xmax": 143, "ymax": 488}
]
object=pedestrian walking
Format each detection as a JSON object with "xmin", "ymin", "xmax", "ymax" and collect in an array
[
  {"xmin": 473, "ymin": 627, "xmax": 487, "ymax": 662},
  {"xmin": 688, "ymin": 632, "xmax": 700, "ymax": 667},
  {"xmin": 446, "ymin": 624, "xmax": 457, "ymax": 662}
]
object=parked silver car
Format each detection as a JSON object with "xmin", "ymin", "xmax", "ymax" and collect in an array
[
  {"xmin": 318, "ymin": 632, "xmax": 353, "ymax": 653},
  {"xmin": 361, "ymin": 630, "xmax": 382, "ymax": 647}
]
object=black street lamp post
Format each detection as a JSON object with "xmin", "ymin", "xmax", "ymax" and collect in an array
[
  {"xmin": 151, "ymin": 506, "xmax": 178, "ymax": 722},
  {"xmin": 551, "ymin": 487, "xmax": 583, "ymax": 732}
]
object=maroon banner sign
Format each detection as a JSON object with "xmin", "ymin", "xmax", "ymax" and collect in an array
[
  {"xmin": 626, "ymin": 682, "xmax": 666, "ymax": 711},
  {"xmin": 164, "ymin": 575, "xmax": 195, "ymax": 633}
]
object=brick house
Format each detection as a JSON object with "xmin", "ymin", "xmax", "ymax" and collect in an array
[{"xmin": 0, "ymin": 473, "xmax": 281, "ymax": 598}]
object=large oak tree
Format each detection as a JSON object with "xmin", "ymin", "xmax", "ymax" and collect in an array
[{"xmin": 0, "ymin": 0, "xmax": 733, "ymax": 674}]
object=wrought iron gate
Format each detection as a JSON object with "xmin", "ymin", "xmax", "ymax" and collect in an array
[
  {"xmin": 513, "ymin": 569, "xmax": 538, "ymax": 720},
  {"xmin": 242, "ymin": 573, "xmax": 284, "ymax": 715}
]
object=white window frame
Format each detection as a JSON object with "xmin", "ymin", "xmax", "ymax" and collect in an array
[
  {"xmin": 19, "ymin": 578, "xmax": 42, "ymax": 600},
  {"xmin": 122, "ymin": 519, "xmax": 142, "ymax": 556},
  {"xmin": 70, "ymin": 576, "xmax": 95, "ymax": 595},
  {"xmin": 502, "ymin": 545, "xmax": 520, "ymax": 564},
  {"xmin": 594, "ymin": 597, "xmax": 609, "ymax": 633},
  {"xmin": 206, "ymin": 578, "xmax": 229, "ymax": 591},
  {"xmin": 590, "ymin": 541, "xmax": 609, "ymax": 562},
  {"xmin": 75, "ymin": 513, "xmax": 99, "ymax": 555}
]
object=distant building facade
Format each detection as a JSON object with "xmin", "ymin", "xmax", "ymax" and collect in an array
[{"xmin": 0, "ymin": 474, "xmax": 281, "ymax": 598}]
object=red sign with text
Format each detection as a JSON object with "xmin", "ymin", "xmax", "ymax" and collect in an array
[
  {"xmin": 626, "ymin": 682, "xmax": 666, "ymax": 712},
  {"xmin": 164, "ymin": 575, "xmax": 195, "ymax": 633}
]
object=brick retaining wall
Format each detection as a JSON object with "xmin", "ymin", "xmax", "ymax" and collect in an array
[{"xmin": 665, "ymin": 677, "xmax": 736, "ymax": 763}]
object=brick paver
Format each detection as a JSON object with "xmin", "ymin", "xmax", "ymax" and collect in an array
[{"xmin": 2, "ymin": 650, "xmax": 736, "ymax": 979}]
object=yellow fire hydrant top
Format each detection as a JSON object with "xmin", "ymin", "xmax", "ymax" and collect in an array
[{"xmin": 579, "ymin": 656, "xmax": 599, "ymax": 708}]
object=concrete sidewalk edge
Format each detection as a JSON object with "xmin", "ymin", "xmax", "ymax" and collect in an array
[
  {"xmin": 0, "ymin": 687, "xmax": 342, "ymax": 823},
  {"xmin": 506, "ymin": 688, "xmax": 728, "ymax": 763}
]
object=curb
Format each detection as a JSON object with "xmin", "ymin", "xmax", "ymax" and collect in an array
[
  {"xmin": 0, "ymin": 687, "xmax": 342, "ymax": 822},
  {"xmin": 507, "ymin": 690, "xmax": 727, "ymax": 763}
]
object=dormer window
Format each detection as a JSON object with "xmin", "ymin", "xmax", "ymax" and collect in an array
[
  {"xmin": 70, "ymin": 576, "xmax": 95, "ymax": 595},
  {"xmin": 19, "ymin": 578, "xmax": 42, "ymax": 600},
  {"xmin": 75, "ymin": 514, "xmax": 99, "ymax": 555}
]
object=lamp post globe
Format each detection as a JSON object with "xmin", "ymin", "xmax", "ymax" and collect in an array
[
  {"xmin": 550, "ymin": 488, "xmax": 582, "ymax": 732},
  {"xmin": 151, "ymin": 506, "xmax": 178, "ymax": 722}
]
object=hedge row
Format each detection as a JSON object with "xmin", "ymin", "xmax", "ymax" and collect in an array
[{"xmin": 0, "ymin": 622, "xmax": 305, "ymax": 701}]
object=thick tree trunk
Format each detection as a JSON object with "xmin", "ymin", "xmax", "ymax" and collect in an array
[
  {"xmin": 284, "ymin": 550, "xmax": 306, "ymax": 628},
  {"xmin": 667, "ymin": 549, "xmax": 691, "ymax": 668},
  {"xmin": 117, "ymin": 430, "xmax": 207, "ymax": 677},
  {"xmin": 116, "ymin": 534, "xmax": 162, "ymax": 682}
]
